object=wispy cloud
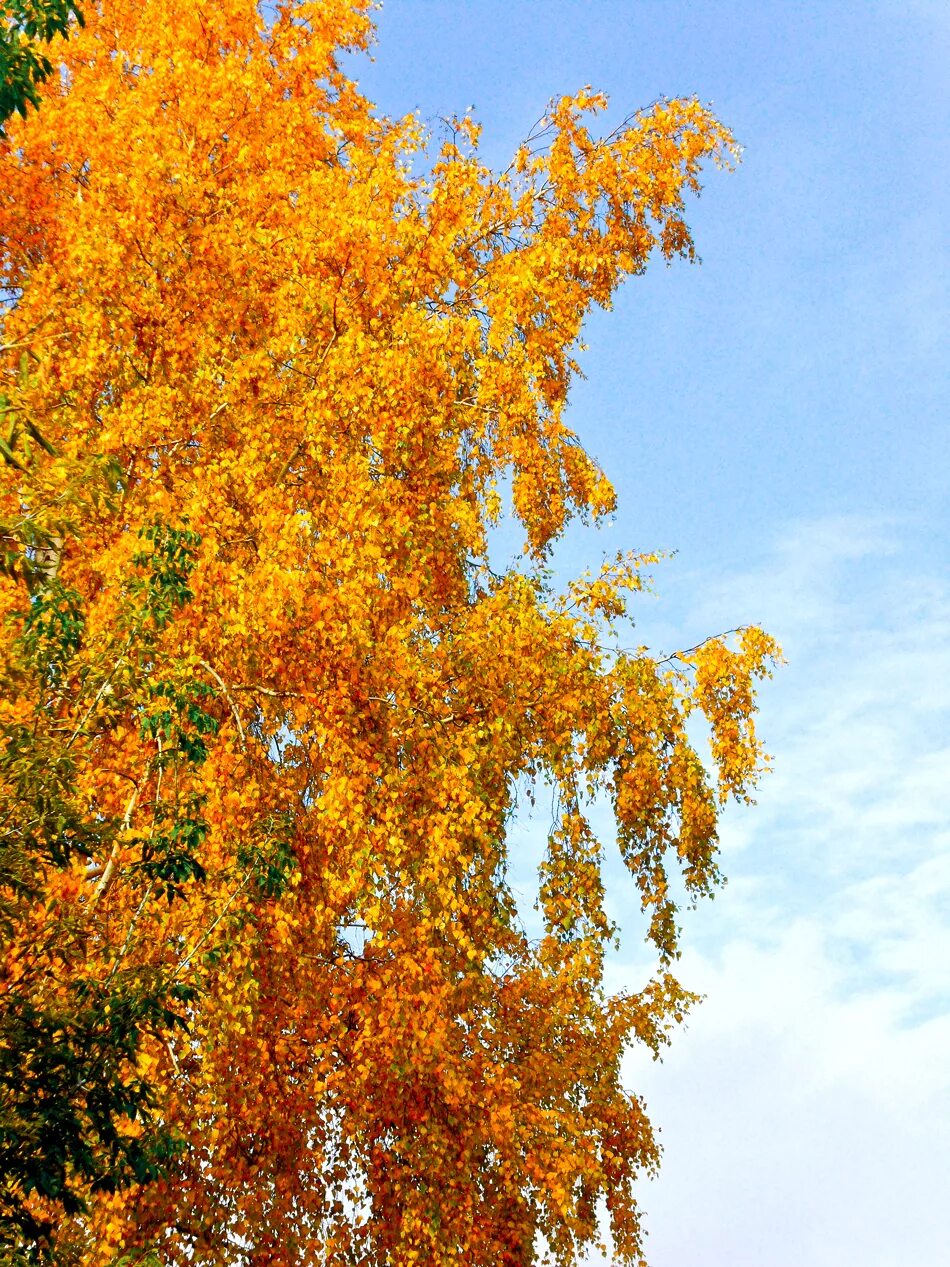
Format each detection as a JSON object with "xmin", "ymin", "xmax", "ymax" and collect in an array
[{"xmin": 589, "ymin": 516, "xmax": 950, "ymax": 1266}]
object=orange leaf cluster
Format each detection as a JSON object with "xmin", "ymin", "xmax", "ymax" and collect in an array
[{"xmin": 0, "ymin": 2, "xmax": 779, "ymax": 1263}]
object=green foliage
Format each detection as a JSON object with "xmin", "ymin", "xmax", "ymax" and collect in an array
[
  {"xmin": 18, "ymin": 580, "xmax": 84, "ymax": 686},
  {"xmin": 0, "ymin": 971, "xmax": 189, "ymax": 1261},
  {"xmin": 130, "ymin": 524, "xmax": 201, "ymax": 631},
  {"xmin": 0, "ymin": 1, "xmax": 84, "ymax": 132},
  {"xmin": 135, "ymin": 803, "xmax": 209, "ymax": 901},
  {"xmin": 0, "ymin": 520, "xmax": 212, "ymax": 1259},
  {"xmin": 237, "ymin": 812, "xmax": 298, "ymax": 901},
  {"xmin": 139, "ymin": 680, "xmax": 218, "ymax": 766}
]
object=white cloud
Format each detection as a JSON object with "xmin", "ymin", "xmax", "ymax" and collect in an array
[
  {"xmin": 586, "ymin": 517, "xmax": 950, "ymax": 1266},
  {"xmin": 615, "ymin": 924, "xmax": 950, "ymax": 1267}
]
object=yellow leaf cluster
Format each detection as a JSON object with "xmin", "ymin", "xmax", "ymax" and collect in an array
[{"xmin": 0, "ymin": 2, "xmax": 777, "ymax": 1264}]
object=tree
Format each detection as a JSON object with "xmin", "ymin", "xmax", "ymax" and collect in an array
[
  {"xmin": 0, "ymin": 478, "xmax": 215, "ymax": 1259},
  {"xmin": 0, "ymin": 2, "xmax": 779, "ymax": 1264},
  {"xmin": 0, "ymin": 2, "xmax": 85, "ymax": 131}
]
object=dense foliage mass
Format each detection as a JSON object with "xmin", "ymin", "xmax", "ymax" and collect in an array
[
  {"xmin": 0, "ymin": 2, "xmax": 778, "ymax": 1263},
  {"xmin": 0, "ymin": 1, "xmax": 85, "ymax": 130}
]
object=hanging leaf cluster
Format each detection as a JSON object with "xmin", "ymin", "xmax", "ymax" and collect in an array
[{"xmin": 0, "ymin": 2, "xmax": 779, "ymax": 1264}]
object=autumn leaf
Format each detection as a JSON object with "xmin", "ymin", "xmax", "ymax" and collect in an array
[{"xmin": 0, "ymin": 2, "xmax": 777, "ymax": 1264}]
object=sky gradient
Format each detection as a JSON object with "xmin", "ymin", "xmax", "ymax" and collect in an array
[{"xmin": 353, "ymin": 3, "xmax": 948, "ymax": 1263}]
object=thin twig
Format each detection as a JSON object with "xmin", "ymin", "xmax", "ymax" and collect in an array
[
  {"xmin": 88, "ymin": 783, "xmax": 140, "ymax": 908},
  {"xmin": 273, "ymin": 329, "xmax": 338, "ymax": 485},
  {"xmin": 165, "ymin": 1037, "xmax": 194, "ymax": 1088},
  {"xmin": 104, "ymin": 878, "xmax": 156, "ymax": 986},
  {"xmin": 65, "ymin": 636, "xmax": 133, "ymax": 752},
  {"xmin": 199, "ymin": 659, "xmax": 246, "ymax": 749},
  {"xmin": 657, "ymin": 626, "xmax": 745, "ymax": 665},
  {"xmin": 172, "ymin": 874, "xmax": 252, "ymax": 981}
]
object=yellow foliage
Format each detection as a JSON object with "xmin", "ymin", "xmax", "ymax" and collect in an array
[{"xmin": 0, "ymin": 2, "xmax": 777, "ymax": 1264}]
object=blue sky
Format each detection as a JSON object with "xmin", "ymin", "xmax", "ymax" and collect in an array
[{"xmin": 355, "ymin": 3, "xmax": 949, "ymax": 1264}]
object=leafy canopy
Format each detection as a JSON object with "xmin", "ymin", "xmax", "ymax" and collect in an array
[
  {"xmin": 0, "ymin": 1, "xmax": 84, "ymax": 131},
  {"xmin": 0, "ymin": 2, "xmax": 779, "ymax": 1264}
]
